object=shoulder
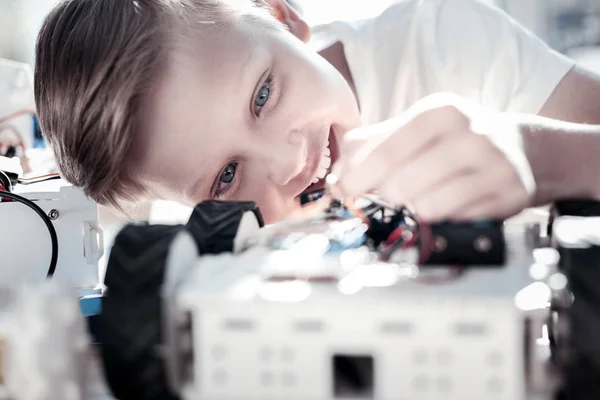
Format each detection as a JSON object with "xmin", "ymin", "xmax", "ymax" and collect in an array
[
  {"xmin": 370, "ymin": 0, "xmax": 421, "ymax": 27},
  {"xmin": 367, "ymin": 0, "xmax": 504, "ymax": 27},
  {"xmin": 319, "ymin": 0, "xmax": 420, "ymax": 40},
  {"xmin": 345, "ymin": 0, "xmax": 510, "ymax": 50}
]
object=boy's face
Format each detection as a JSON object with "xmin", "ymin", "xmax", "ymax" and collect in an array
[{"xmin": 132, "ymin": 17, "xmax": 360, "ymax": 223}]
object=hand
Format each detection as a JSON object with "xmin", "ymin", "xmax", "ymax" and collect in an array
[{"xmin": 334, "ymin": 93, "xmax": 536, "ymax": 222}]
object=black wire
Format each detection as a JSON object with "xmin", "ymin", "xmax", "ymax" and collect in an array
[
  {"xmin": 0, "ymin": 170, "xmax": 12, "ymax": 192},
  {"xmin": 363, "ymin": 204, "xmax": 383, "ymax": 217},
  {"xmin": 17, "ymin": 175, "xmax": 62, "ymax": 185},
  {"xmin": 0, "ymin": 190, "xmax": 58, "ymax": 278}
]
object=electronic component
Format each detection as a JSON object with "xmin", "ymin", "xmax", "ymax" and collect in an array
[
  {"xmin": 551, "ymin": 215, "xmax": 600, "ymax": 399},
  {"xmin": 0, "ymin": 190, "xmax": 59, "ymax": 277},
  {"xmin": 160, "ymin": 225, "xmax": 543, "ymax": 400},
  {"xmin": 5, "ymin": 199, "xmax": 600, "ymax": 400},
  {"xmin": 0, "ymin": 174, "xmax": 103, "ymax": 286},
  {"xmin": 93, "ymin": 199, "xmax": 557, "ymax": 400}
]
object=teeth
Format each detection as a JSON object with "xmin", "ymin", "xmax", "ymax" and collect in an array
[
  {"xmin": 309, "ymin": 141, "xmax": 332, "ymax": 186},
  {"xmin": 315, "ymin": 166, "xmax": 327, "ymax": 180}
]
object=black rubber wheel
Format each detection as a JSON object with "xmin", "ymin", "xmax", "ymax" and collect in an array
[
  {"xmin": 558, "ymin": 244, "xmax": 600, "ymax": 400},
  {"xmin": 98, "ymin": 224, "xmax": 185, "ymax": 400},
  {"xmin": 98, "ymin": 201, "xmax": 265, "ymax": 400},
  {"xmin": 186, "ymin": 200, "xmax": 263, "ymax": 254}
]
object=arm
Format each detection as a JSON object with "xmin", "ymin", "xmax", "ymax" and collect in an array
[
  {"xmin": 539, "ymin": 66, "xmax": 600, "ymax": 124},
  {"xmin": 335, "ymin": 93, "xmax": 600, "ymax": 222},
  {"xmin": 521, "ymin": 116, "xmax": 600, "ymax": 205},
  {"xmin": 427, "ymin": 0, "xmax": 576, "ymax": 115},
  {"xmin": 429, "ymin": 0, "xmax": 600, "ymax": 124},
  {"xmin": 522, "ymin": 66, "xmax": 600, "ymax": 202},
  {"xmin": 416, "ymin": 0, "xmax": 600, "ymax": 210}
]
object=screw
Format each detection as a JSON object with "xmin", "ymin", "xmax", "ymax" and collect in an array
[
  {"xmin": 433, "ymin": 236, "xmax": 447, "ymax": 252},
  {"xmin": 474, "ymin": 236, "xmax": 492, "ymax": 252},
  {"xmin": 48, "ymin": 209, "xmax": 59, "ymax": 220}
]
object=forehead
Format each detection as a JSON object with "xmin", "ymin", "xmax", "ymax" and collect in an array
[{"xmin": 132, "ymin": 22, "xmax": 272, "ymax": 198}]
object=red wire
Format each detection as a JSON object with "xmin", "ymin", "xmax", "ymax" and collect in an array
[
  {"xmin": 0, "ymin": 183, "xmax": 12, "ymax": 202},
  {"xmin": 381, "ymin": 214, "xmax": 465, "ymax": 285},
  {"xmin": 380, "ymin": 227, "xmax": 418, "ymax": 262},
  {"xmin": 385, "ymin": 227, "xmax": 406, "ymax": 246},
  {"xmin": 0, "ymin": 124, "xmax": 26, "ymax": 152},
  {"xmin": 0, "ymin": 109, "xmax": 36, "ymax": 125},
  {"xmin": 0, "ymin": 109, "xmax": 36, "ymax": 157}
]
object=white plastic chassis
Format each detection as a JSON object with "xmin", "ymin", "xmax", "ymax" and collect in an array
[
  {"xmin": 0, "ymin": 180, "xmax": 103, "ymax": 287},
  {"xmin": 164, "ymin": 222, "xmax": 557, "ymax": 400}
]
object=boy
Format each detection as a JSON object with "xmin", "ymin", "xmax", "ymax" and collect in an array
[{"xmin": 34, "ymin": 0, "xmax": 600, "ymax": 223}]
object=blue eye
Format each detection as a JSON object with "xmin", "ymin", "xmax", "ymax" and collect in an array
[
  {"xmin": 215, "ymin": 162, "xmax": 238, "ymax": 198},
  {"xmin": 254, "ymin": 77, "xmax": 272, "ymax": 115}
]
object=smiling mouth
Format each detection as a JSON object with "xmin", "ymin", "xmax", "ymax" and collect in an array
[
  {"xmin": 302, "ymin": 127, "xmax": 339, "ymax": 195},
  {"xmin": 311, "ymin": 139, "xmax": 331, "ymax": 184}
]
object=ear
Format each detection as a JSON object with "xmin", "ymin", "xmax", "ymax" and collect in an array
[{"xmin": 260, "ymin": 0, "xmax": 311, "ymax": 43}]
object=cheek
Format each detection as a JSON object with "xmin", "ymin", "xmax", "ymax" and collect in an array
[
  {"xmin": 261, "ymin": 201, "xmax": 303, "ymax": 224},
  {"xmin": 244, "ymin": 185, "xmax": 300, "ymax": 224},
  {"xmin": 289, "ymin": 70, "xmax": 342, "ymax": 119},
  {"xmin": 303, "ymin": 63, "xmax": 353, "ymax": 115}
]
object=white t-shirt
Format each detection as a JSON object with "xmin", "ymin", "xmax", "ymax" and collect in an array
[{"xmin": 310, "ymin": 0, "xmax": 575, "ymax": 126}]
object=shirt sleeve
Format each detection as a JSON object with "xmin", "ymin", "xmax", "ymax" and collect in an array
[{"xmin": 420, "ymin": 0, "xmax": 575, "ymax": 114}]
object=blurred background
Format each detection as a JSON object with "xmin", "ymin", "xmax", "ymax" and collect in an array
[{"xmin": 2, "ymin": 0, "xmax": 600, "ymax": 66}]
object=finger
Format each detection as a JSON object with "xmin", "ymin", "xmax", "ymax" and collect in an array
[
  {"xmin": 337, "ymin": 100, "xmax": 471, "ymax": 171},
  {"xmin": 449, "ymin": 175, "xmax": 530, "ymax": 221},
  {"xmin": 377, "ymin": 133, "xmax": 491, "ymax": 205},
  {"xmin": 337, "ymin": 116, "xmax": 440, "ymax": 196},
  {"xmin": 411, "ymin": 164, "xmax": 525, "ymax": 223},
  {"xmin": 338, "ymin": 105, "xmax": 471, "ymax": 197},
  {"xmin": 449, "ymin": 195, "xmax": 526, "ymax": 222},
  {"xmin": 410, "ymin": 173, "xmax": 481, "ymax": 223}
]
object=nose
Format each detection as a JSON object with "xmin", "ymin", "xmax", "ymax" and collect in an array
[{"xmin": 263, "ymin": 130, "xmax": 307, "ymax": 186}]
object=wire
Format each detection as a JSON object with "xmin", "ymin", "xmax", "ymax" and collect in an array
[
  {"xmin": 385, "ymin": 227, "xmax": 407, "ymax": 246},
  {"xmin": 0, "ymin": 189, "xmax": 58, "ymax": 278},
  {"xmin": 362, "ymin": 203, "xmax": 383, "ymax": 217},
  {"xmin": 0, "ymin": 171, "xmax": 12, "ymax": 192},
  {"xmin": 380, "ymin": 227, "xmax": 419, "ymax": 262},
  {"xmin": 342, "ymin": 196, "xmax": 371, "ymax": 224},
  {"xmin": 0, "ymin": 109, "xmax": 36, "ymax": 157},
  {"xmin": 0, "ymin": 124, "xmax": 26, "ymax": 151},
  {"xmin": 17, "ymin": 173, "xmax": 61, "ymax": 185},
  {"xmin": 0, "ymin": 109, "xmax": 36, "ymax": 125}
]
